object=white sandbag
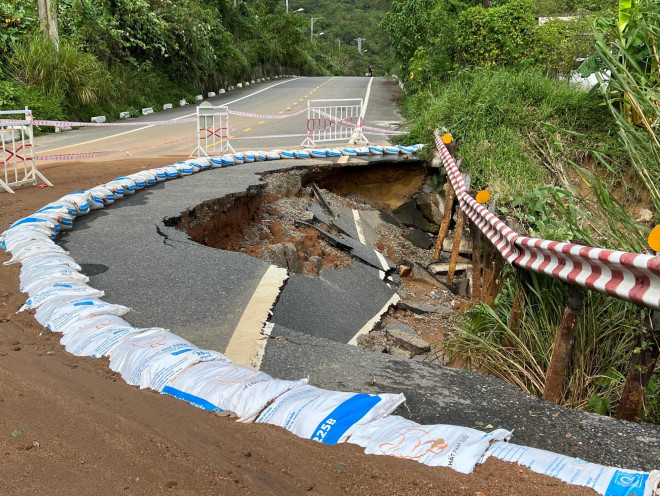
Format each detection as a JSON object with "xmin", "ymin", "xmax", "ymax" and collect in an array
[
  {"xmin": 109, "ymin": 330, "xmax": 226, "ymax": 391},
  {"xmin": 31, "ymin": 211, "xmax": 75, "ymax": 230},
  {"xmin": 21, "ymin": 273, "xmax": 90, "ymax": 296},
  {"xmin": 482, "ymin": 442, "xmax": 660, "ymax": 496},
  {"xmin": 88, "ymin": 186, "xmax": 115, "ymax": 205},
  {"xmin": 162, "ymin": 166, "xmax": 180, "ymax": 179},
  {"xmin": 5, "ymin": 243, "xmax": 68, "ymax": 265},
  {"xmin": 2, "ymin": 232, "xmax": 54, "ymax": 253},
  {"xmin": 266, "ymin": 151, "xmax": 281, "ymax": 160},
  {"xmin": 173, "ymin": 163, "xmax": 193, "ymax": 176},
  {"xmin": 44, "ymin": 298, "xmax": 130, "ymax": 333},
  {"xmin": 58, "ymin": 193, "xmax": 91, "ymax": 215},
  {"xmin": 243, "ymin": 152, "xmax": 256, "ymax": 163},
  {"xmin": 369, "ymin": 145, "xmax": 384, "ymax": 155},
  {"xmin": 126, "ymin": 174, "xmax": 147, "ymax": 189},
  {"xmin": 347, "ymin": 415, "xmax": 511, "ymax": 474},
  {"xmin": 295, "ymin": 150, "xmax": 311, "ymax": 159},
  {"xmin": 209, "ymin": 157, "xmax": 224, "ymax": 168},
  {"xmin": 256, "ymin": 151, "xmax": 267, "ymax": 161},
  {"xmin": 355, "ymin": 146, "xmax": 370, "ymax": 156},
  {"xmin": 103, "ymin": 182, "xmax": 125, "ymax": 199},
  {"xmin": 61, "ymin": 323, "xmax": 145, "ymax": 358},
  {"xmin": 37, "ymin": 201, "xmax": 79, "ymax": 218},
  {"xmin": 148, "ymin": 168, "xmax": 168, "ymax": 181},
  {"xmin": 161, "ymin": 360, "xmax": 306, "ymax": 422},
  {"xmin": 19, "ymin": 282, "xmax": 104, "ymax": 311},
  {"xmin": 7, "ymin": 216, "xmax": 60, "ymax": 236},
  {"xmin": 81, "ymin": 190, "xmax": 105, "ymax": 210},
  {"xmin": 20, "ymin": 266, "xmax": 87, "ymax": 291},
  {"xmin": 327, "ymin": 148, "xmax": 342, "ymax": 157},
  {"xmin": 108, "ymin": 177, "xmax": 137, "ymax": 194},
  {"xmin": 19, "ymin": 254, "xmax": 81, "ymax": 275},
  {"xmin": 256, "ymin": 385, "xmax": 405, "ymax": 444},
  {"xmin": 133, "ymin": 170, "xmax": 158, "ymax": 184}
]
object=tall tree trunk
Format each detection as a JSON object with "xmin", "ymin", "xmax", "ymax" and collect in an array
[{"xmin": 37, "ymin": 0, "xmax": 59, "ymax": 50}]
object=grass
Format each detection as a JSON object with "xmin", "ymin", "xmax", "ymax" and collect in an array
[{"xmin": 401, "ymin": 68, "xmax": 618, "ymax": 200}]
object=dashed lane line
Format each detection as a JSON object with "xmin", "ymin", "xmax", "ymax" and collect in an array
[
  {"xmin": 223, "ymin": 265, "xmax": 289, "ymax": 369},
  {"xmin": 347, "ymin": 293, "xmax": 400, "ymax": 346}
]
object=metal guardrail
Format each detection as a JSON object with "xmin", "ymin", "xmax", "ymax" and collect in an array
[{"xmin": 434, "ymin": 131, "xmax": 660, "ymax": 311}]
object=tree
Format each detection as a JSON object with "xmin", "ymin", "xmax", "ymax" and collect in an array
[{"xmin": 37, "ymin": 0, "xmax": 59, "ymax": 50}]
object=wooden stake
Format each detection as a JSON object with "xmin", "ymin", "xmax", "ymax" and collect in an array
[
  {"xmin": 481, "ymin": 241, "xmax": 494, "ymax": 302},
  {"xmin": 471, "ymin": 222, "xmax": 482, "ymax": 302},
  {"xmin": 446, "ymin": 211, "xmax": 466, "ymax": 285},
  {"xmin": 485, "ymin": 253, "xmax": 504, "ymax": 305},
  {"xmin": 616, "ymin": 310, "xmax": 660, "ymax": 421},
  {"xmin": 542, "ymin": 283, "xmax": 587, "ymax": 404},
  {"xmin": 433, "ymin": 180, "xmax": 456, "ymax": 260},
  {"xmin": 508, "ymin": 283, "xmax": 525, "ymax": 336}
]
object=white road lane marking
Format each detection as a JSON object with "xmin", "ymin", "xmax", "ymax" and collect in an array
[
  {"xmin": 39, "ymin": 78, "xmax": 304, "ymax": 154},
  {"xmin": 347, "ymin": 293, "xmax": 400, "ymax": 346},
  {"xmin": 352, "ymin": 208, "xmax": 367, "ymax": 245},
  {"xmin": 224, "ymin": 265, "xmax": 289, "ymax": 369},
  {"xmin": 361, "ymin": 77, "xmax": 374, "ymax": 119},
  {"xmin": 374, "ymin": 248, "xmax": 390, "ymax": 272}
]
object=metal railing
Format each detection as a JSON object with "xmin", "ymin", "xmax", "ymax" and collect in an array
[
  {"xmin": 0, "ymin": 107, "xmax": 52, "ymax": 193},
  {"xmin": 302, "ymin": 99, "xmax": 366, "ymax": 147},
  {"xmin": 193, "ymin": 102, "xmax": 234, "ymax": 157}
]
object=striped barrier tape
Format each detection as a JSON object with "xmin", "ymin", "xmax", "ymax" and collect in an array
[
  {"xmin": 433, "ymin": 131, "xmax": 660, "ymax": 311},
  {"xmin": 312, "ymin": 109, "xmax": 409, "ymax": 136},
  {"xmin": 0, "ymin": 117, "xmax": 197, "ymax": 128},
  {"xmin": 228, "ymin": 108, "xmax": 308, "ymax": 120},
  {"xmin": 35, "ymin": 132, "xmax": 198, "ymax": 162}
]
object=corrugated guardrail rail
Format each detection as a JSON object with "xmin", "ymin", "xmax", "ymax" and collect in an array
[{"xmin": 434, "ymin": 131, "xmax": 660, "ymax": 311}]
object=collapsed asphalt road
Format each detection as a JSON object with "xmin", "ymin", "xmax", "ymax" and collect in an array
[{"xmin": 57, "ymin": 157, "xmax": 660, "ymax": 473}]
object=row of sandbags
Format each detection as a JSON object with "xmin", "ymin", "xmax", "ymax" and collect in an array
[{"xmin": 2, "ymin": 153, "xmax": 659, "ymax": 494}]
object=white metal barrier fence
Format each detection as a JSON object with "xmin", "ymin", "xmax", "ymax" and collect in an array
[
  {"xmin": 193, "ymin": 102, "xmax": 234, "ymax": 157},
  {"xmin": 0, "ymin": 107, "xmax": 52, "ymax": 193},
  {"xmin": 302, "ymin": 99, "xmax": 366, "ymax": 147}
]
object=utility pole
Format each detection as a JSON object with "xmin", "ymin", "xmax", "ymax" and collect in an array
[
  {"xmin": 311, "ymin": 17, "xmax": 323, "ymax": 43},
  {"xmin": 286, "ymin": 0, "xmax": 288, "ymax": 13},
  {"xmin": 355, "ymin": 37, "xmax": 365, "ymax": 54},
  {"xmin": 37, "ymin": 0, "xmax": 59, "ymax": 50}
]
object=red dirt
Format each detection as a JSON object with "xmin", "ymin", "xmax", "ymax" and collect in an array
[{"xmin": 0, "ymin": 158, "xmax": 599, "ymax": 495}]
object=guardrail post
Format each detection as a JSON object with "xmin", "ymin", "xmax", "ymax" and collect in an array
[
  {"xmin": 446, "ymin": 210, "xmax": 466, "ymax": 286},
  {"xmin": 616, "ymin": 304, "xmax": 660, "ymax": 421},
  {"xmin": 471, "ymin": 222, "xmax": 482, "ymax": 302},
  {"xmin": 542, "ymin": 281, "xmax": 587, "ymax": 404}
]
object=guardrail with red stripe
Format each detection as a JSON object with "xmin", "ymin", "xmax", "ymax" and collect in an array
[{"xmin": 433, "ymin": 130, "xmax": 660, "ymax": 311}]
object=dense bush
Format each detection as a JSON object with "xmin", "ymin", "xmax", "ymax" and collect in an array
[
  {"xmin": 401, "ymin": 68, "xmax": 615, "ymax": 198},
  {"xmin": 456, "ymin": 0, "xmax": 537, "ymax": 68}
]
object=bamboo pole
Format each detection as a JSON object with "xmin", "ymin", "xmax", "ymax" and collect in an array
[{"xmin": 471, "ymin": 222, "xmax": 482, "ymax": 302}]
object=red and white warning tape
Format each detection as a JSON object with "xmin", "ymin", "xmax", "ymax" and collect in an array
[
  {"xmin": 434, "ymin": 131, "xmax": 660, "ymax": 311},
  {"xmin": 35, "ymin": 132, "xmax": 198, "ymax": 162},
  {"xmin": 0, "ymin": 117, "xmax": 197, "ymax": 128},
  {"xmin": 228, "ymin": 108, "xmax": 308, "ymax": 120}
]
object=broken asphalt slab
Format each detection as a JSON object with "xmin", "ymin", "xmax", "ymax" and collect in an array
[
  {"xmin": 261, "ymin": 325, "xmax": 660, "ymax": 472},
  {"xmin": 270, "ymin": 261, "xmax": 397, "ymax": 344}
]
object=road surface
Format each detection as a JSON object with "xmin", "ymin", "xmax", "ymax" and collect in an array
[
  {"xmin": 37, "ymin": 76, "xmax": 660, "ymax": 473},
  {"xmin": 34, "ymin": 76, "xmax": 402, "ymax": 159}
]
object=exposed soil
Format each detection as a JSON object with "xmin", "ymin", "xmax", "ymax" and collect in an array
[{"xmin": 0, "ymin": 158, "xmax": 598, "ymax": 495}]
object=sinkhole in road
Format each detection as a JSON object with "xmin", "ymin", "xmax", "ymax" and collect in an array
[
  {"xmin": 171, "ymin": 160, "xmax": 437, "ymax": 277},
  {"xmin": 165, "ymin": 159, "xmax": 470, "ymax": 360}
]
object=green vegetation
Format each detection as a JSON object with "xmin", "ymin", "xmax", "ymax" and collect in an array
[
  {"xmin": 385, "ymin": 0, "xmax": 659, "ymax": 423},
  {"xmin": 0, "ymin": 0, "xmax": 396, "ymax": 121}
]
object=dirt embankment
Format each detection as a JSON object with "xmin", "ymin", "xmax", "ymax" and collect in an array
[{"xmin": 0, "ymin": 158, "xmax": 598, "ymax": 495}]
